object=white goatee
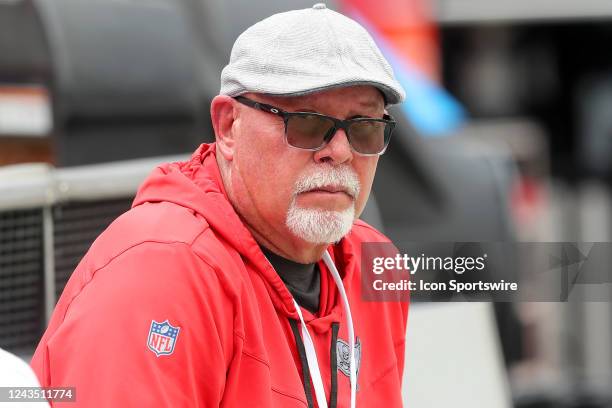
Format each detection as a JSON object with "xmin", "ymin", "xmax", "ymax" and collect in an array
[{"xmin": 286, "ymin": 165, "xmax": 361, "ymax": 244}]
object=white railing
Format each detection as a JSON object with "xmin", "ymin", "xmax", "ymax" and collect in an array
[{"xmin": 0, "ymin": 154, "xmax": 188, "ymax": 321}]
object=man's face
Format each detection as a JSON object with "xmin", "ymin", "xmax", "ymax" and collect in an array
[{"xmin": 225, "ymin": 85, "xmax": 384, "ymax": 251}]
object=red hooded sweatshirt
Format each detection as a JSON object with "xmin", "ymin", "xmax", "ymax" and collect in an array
[{"xmin": 31, "ymin": 143, "xmax": 408, "ymax": 407}]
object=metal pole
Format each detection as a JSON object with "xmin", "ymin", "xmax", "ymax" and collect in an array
[{"xmin": 42, "ymin": 205, "xmax": 55, "ymax": 323}]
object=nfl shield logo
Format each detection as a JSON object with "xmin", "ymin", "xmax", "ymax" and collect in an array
[{"xmin": 147, "ymin": 320, "xmax": 180, "ymax": 357}]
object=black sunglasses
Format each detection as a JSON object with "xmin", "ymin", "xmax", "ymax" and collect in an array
[{"xmin": 234, "ymin": 96, "xmax": 396, "ymax": 156}]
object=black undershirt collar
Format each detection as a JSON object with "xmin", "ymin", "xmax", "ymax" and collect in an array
[{"xmin": 261, "ymin": 247, "xmax": 321, "ymax": 314}]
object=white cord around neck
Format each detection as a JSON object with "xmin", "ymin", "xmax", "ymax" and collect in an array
[
  {"xmin": 323, "ymin": 250, "xmax": 356, "ymax": 408},
  {"xmin": 293, "ymin": 298, "xmax": 328, "ymax": 408},
  {"xmin": 291, "ymin": 250, "xmax": 356, "ymax": 408}
]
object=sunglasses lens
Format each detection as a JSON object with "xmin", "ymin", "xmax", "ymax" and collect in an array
[
  {"xmin": 286, "ymin": 114, "xmax": 335, "ymax": 149},
  {"xmin": 285, "ymin": 113, "xmax": 393, "ymax": 155},
  {"xmin": 348, "ymin": 120, "xmax": 389, "ymax": 154}
]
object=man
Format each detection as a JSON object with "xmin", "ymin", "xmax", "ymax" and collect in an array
[{"xmin": 32, "ymin": 4, "xmax": 408, "ymax": 407}]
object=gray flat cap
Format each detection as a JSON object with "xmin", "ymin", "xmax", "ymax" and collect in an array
[{"xmin": 220, "ymin": 3, "xmax": 405, "ymax": 105}]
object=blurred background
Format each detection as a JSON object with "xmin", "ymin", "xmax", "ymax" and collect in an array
[{"xmin": 2, "ymin": 0, "xmax": 612, "ymax": 406}]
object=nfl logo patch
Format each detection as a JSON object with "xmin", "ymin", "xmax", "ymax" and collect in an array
[{"xmin": 147, "ymin": 320, "xmax": 180, "ymax": 357}]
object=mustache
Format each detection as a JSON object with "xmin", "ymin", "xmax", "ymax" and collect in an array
[{"xmin": 293, "ymin": 165, "xmax": 361, "ymax": 198}]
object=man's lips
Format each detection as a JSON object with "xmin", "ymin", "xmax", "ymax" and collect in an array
[{"xmin": 299, "ymin": 186, "xmax": 354, "ymax": 198}]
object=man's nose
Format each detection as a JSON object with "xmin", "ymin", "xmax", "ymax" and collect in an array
[{"xmin": 313, "ymin": 129, "xmax": 353, "ymax": 164}]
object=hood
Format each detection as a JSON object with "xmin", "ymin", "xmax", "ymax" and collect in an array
[{"xmin": 133, "ymin": 143, "xmax": 356, "ymax": 332}]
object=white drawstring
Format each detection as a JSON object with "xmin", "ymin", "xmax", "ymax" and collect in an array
[
  {"xmin": 323, "ymin": 250, "xmax": 356, "ymax": 408},
  {"xmin": 293, "ymin": 298, "xmax": 328, "ymax": 408},
  {"xmin": 291, "ymin": 250, "xmax": 356, "ymax": 408}
]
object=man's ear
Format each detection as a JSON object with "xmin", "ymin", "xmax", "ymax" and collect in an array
[{"xmin": 210, "ymin": 95, "xmax": 238, "ymax": 162}]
